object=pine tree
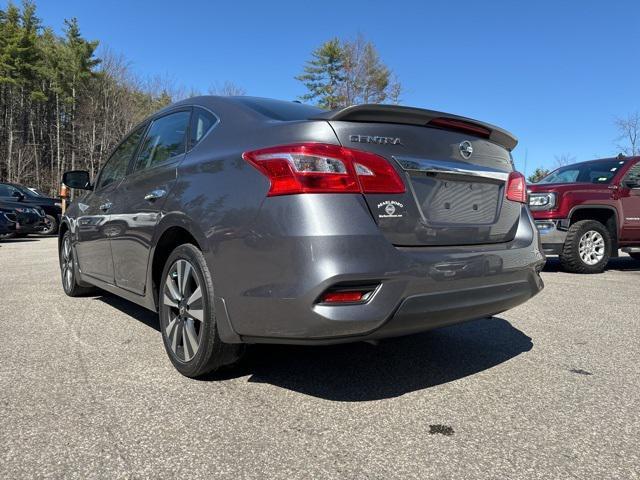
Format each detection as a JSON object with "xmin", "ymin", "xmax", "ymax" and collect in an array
[
  {"xmin": 296, "ymin": 38, "xmax": 346, "ymax": 110},
  {"xmin": 297, "ymin": 35, "xmax": 402, "ymax": 109},
  {"xmin": 527, "ymin": 168, "xmax": 550, "ymax": 183}
]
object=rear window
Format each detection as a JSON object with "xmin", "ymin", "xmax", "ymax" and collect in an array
[
  {"xmin": 233, "ymin": 97, "xmax": 324, "ymax": 121},
  {"xmin": 537, "ymin": 159, "xmax": 627, "ymax": 185}
]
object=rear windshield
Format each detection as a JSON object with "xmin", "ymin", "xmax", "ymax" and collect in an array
[
  {"xmin": 537, "ymin": 159, "xmax": 627, "ymax": 185},
  {"xmin": 233, "ymin": 97, "xmax": 324, "ymax": 121}
]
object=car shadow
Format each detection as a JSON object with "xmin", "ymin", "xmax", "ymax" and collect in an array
[
  {"xmin": 214, "ymin": 317, "xmax": 532, "ymax": 401},
  {"xmin": 95, "ymin": 292, "xmax": 160, "ymax": 332},
  {"xmin": 543, "ymin": 255, "xmax": 640, "ymax": 273},
  {"xmin": 0, "ymin": 238, "xmax": 41, "ymax": 243},
  {"xmin": 93, "ymin": 291, "xmax": 532, "ymax": 401}
]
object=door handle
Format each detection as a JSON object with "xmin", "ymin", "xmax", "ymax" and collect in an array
[
  {"xmin": 99, "ymin": 202, "xmax": 113, "ymax": 212},
  {"xmin": 144, "ymin": 189, "xmax": 167, "ymax": 202}
]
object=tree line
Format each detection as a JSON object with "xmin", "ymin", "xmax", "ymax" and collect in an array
[
  {"xmin": 0, "ymin": 1, "xmax": 401, "ymax": 195},
  {"xmin": 0, "ymin": 2, "xmax": 184, "ymax": 194},
  {"xmin": 5, "ymin": 1, "xmax": 633, "ymax": 192}
]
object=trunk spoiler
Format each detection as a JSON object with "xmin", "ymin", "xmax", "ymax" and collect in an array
[{"xmin": 311, "ymin": 104, "xmax": 518, "ymax": 151}]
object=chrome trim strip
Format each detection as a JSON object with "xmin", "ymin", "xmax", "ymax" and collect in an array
[{"xmin": 393, "ymin": 156, "xmax": 510, "ymax": 181}]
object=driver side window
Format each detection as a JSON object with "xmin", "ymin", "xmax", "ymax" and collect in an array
[
  {"xmin": 624, "ymin": 162, "xmax": 640, "ymax": 186},
  {"xmin": 95, "ymin": 126, "xmax": 146, "ymax": 191}
]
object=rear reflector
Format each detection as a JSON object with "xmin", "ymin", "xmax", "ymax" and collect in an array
[
  {"xmin": 243, "ymin": 143, "xmax": 405, "ymax": 196},
  {"xmin": 321, "ymin": 291, "xmax": 366, "ymax": 303},
  {"xmin": 506, "ymin": 171, "xmax": 527, "ymax": 203},
  {"xmin": 428, "ymin": 117, "xmax": 491, "ymax": 138}
]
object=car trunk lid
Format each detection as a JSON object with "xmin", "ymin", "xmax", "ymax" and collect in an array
[{"xmin": 317, "ymin": 105, "xmax": 521, "ymax": 246}]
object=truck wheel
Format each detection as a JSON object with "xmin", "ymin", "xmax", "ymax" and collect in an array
[{"xmin": 560, "ymin": 220, "xmax": 611, "ymax": 273}]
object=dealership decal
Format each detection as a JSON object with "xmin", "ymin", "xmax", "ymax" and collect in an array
[{"xmin": 377, "ymin": 200, "xmax": 404, "ymax": 218}]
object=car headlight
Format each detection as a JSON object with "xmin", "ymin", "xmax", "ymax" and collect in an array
[
  {"xmin": 528, "ymin": 192, "xmax": 556, "ymax": 211},
  {"xmin": 54, "ymin": 202, "xmax": 62, "ymax": 208}
]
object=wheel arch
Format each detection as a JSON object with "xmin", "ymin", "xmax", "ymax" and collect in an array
[
  {"xmin": 568, "ymin": 205, "xmax": 619, "ymax": 256},
  {"xmin": 148, "ymin": 214, "xmax": 208, "ymax": 311},
  {"xmin": 58, "ymin": 219, "xmax": 70, "ymax": 253}
]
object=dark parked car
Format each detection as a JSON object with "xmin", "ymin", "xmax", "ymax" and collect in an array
[
  {"xmin": 529, "ymin": 157, "xmax": 640, "ymax": 272},
  {"xmin": 0, "ymin": 182, "xmax": 62, "ymax": 235},
  {"xmin": 60, "ymin": 96, "xmax": 545, "ymax": 377},
  {"xmin": 0, "ymin": 200, "xmax": 45, "ymax": 238}
]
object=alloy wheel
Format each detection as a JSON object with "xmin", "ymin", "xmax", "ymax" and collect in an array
[
  {"xmin": 41, "ymin": 216, "xmax": 55, "ymax": 235},
  {"xmin": 162, "ymin": 259, "xmax": 204, "ymax": 362},
  {"xmin": 61, "ymin": 236, "xmax": 74, "ymax": 292},
  {"xmin": 578, "ymin": 230, "xmax": 605, "ymax": 265}
]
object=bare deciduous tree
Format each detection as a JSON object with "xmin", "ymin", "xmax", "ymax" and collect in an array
[
  {"xmin": 208, "ymin": 81, "xmax": 246, "ymax": 96},
  {"xmin": 614, "ymin": 112, "xmax": 640, "ymax": 156},
  {"xmin": 554, "ymin": 153, "xmax": 576, "ymax": 168}
]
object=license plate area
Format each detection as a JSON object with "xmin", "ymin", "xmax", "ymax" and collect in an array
[{"xmin": 410, "ymin": 173, "xmax": 502, "ymax": 226}]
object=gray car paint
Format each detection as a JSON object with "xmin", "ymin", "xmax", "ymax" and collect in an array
[{"xmin": 61, "ymin": 96, "xmax": 545, "ymax": 345}]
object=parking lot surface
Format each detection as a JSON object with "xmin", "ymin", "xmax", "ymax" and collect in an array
[{"xmin": 1, "ymin": 237, "xmax": 639, "ymax": 479}]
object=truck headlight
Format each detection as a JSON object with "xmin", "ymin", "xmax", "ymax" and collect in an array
[{"xmin": 528, "ymin": 192, "xmax": 556, "ymax": 210}]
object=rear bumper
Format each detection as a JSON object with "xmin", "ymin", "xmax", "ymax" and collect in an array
[
  {"xmin": 212, "ymin": 196, "xmax": 545, "ymax": 345},
  {"xmin": 534, "ymin": 219, "xmax": 568, "ymax": 255}
]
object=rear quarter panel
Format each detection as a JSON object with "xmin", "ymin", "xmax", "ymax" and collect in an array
[{"xmin": 164, "ymin": 116, "xmax": 340, "ymax": 302}]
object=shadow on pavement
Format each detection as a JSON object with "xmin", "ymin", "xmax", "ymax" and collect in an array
[
  {"xmin": 226, "ymin": 317, "xmax": 531, "ymax": 401},
  {"xmin": 0, "ymin": 238, "xmax": 41, "ymax": 243},
  {"xmin": 96, "ymin": 293, "xmax": 160, "ymax": 332},
  {"xmin": 93, "ymin": 291, "xmax": 532, "ymax": 401},
  {"xmin": 543, "ymin": 256, "xmax": 640, "ymax": 273}
]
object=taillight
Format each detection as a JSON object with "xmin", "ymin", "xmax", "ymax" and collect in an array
[
  {"xmin": 506, "ymin": 171, "xmax": 527, "ymax": 203},
  {"xmin": 242, "ymin": 143, "xmax": 405, "ymax": 196}
]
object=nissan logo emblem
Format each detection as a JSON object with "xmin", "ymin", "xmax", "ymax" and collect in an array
[{"xmin": 459, "ymin": 141, "xmax": 473, "ymax": 159}]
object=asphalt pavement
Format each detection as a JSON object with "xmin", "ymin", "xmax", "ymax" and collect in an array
[{"xmin": 1, "ymin": 237, "xmax": 639, "ymax": 479}]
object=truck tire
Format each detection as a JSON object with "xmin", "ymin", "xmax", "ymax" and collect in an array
[{"xmin": 560, "ymin": 220, "xmax": 611, "ymax": 273}]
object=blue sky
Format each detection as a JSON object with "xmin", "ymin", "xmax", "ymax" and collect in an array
[{"xmin": 22, "ymin": 0, "xmax": 640, "ymax": 174}]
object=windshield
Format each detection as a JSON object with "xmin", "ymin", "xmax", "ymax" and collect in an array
[
  {"xmin": 537, "ymin": 159, "xmax": 627, "ymax": 185},
  {"xmin": 13, "ymin": 184, "xmax": 39, "ymax": 197}
]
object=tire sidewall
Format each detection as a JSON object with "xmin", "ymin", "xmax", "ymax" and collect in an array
[
  {"xmin": 159, "ymin": 244, "xmax": 219, "ymax": 377},
  {"xmin": 563, "ymin": 220, "xmax": 612, "ymax": 273},
  {"xmin": 60, "ymin": 232, "xmax": 76, "ymax": 295},
  {"xmin": 41, "ymin": 215, "xmax": 58, "ymax": 235}
]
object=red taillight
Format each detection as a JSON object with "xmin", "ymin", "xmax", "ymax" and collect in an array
[
  {"xmin": 428, "ymin": 117, "xmax": 491, "ymax": 138},
  {"xmin": 506, "ymin": 171, "xmax": 527, "ymax": 203},
  {"xmin": 321, "ymin": 291, "xmax": 365, "ymax": 303},
  {"xmin": 242, "ymin": 143, "xmax": 405, "ymax": 196}
]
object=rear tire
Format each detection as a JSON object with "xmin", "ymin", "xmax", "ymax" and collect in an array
[
  {"xmin": 59, "ymin": 231, "xmax": 95, "ymax": 296},
  {"xmin": 559, "ymin": 220, "xmax": 611, "ymax": 273},
  {"xmin": 159, "ymin": 244, "xmax": 244, "ymax": 378},
  {"xmin": 40, "ymin": 215, "xmax": 59, "ymax": 235}
]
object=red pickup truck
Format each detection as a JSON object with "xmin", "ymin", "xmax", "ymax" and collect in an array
[{"xmin": 528, "ymin": 156, "xmax": 640, "ymax": 273}]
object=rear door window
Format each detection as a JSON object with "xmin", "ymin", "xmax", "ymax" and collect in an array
[{"xmin": 135, "ymin": 111, "xmax": 190, "ymax": 172}]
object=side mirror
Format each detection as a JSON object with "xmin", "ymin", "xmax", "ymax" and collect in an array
[
  {"xmin": 62, "ymin": 170, "xmax": 92, "ymax": 190},
  {"xmin": 11, "ymin": 191, "xmax": 25, "ymax": 200}
]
